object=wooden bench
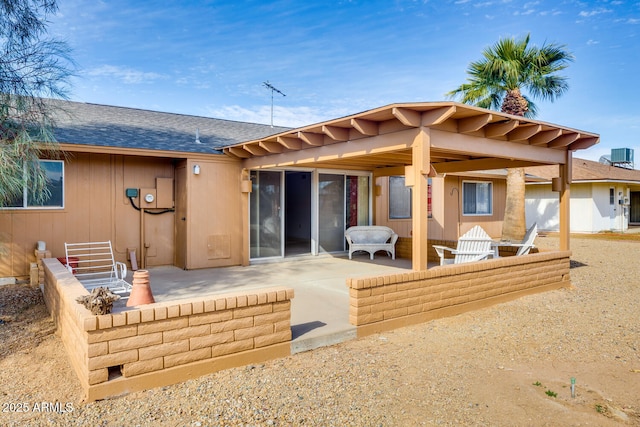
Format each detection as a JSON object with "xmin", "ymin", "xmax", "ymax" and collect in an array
[
  {"xmin": 63, "ymin": 241, "xmax": 132, "ymax": 295},
  {"xmin": 345, "ymin": 226, "xmax": 398, "ymax": 260}
]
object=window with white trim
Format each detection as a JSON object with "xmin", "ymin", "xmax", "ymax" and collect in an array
[
  {"xmin": 462, "ymin": 180, "xmax": 492, "ymax": 215},
  {"xmin": 6, "ymin": 160, "xmax": 64, "ymax": 209}
]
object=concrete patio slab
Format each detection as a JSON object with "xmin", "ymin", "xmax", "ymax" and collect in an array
[{"xmin": 127, "ymin": 254, "xmax": 413, "ymax": 353}]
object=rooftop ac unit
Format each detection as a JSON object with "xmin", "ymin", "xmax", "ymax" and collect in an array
[{"xmin": 611, "ymin": 148, "xmax": 634, "ymax": 163}]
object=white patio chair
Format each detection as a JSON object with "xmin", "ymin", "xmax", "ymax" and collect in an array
[
  {"xmin": 490, "ymin": 222, "xmax": 538, "ymax": 257},
  {"xmin": 515, "ymin": 222, "xmax": 538, "ymax": 256},
  {"xmin": 433, "ymin": 225, "xmax": 494, "ymax": 266},
  {"xmin": 64, "ymin": 241, "xmax": 132, "ymax": 295}
]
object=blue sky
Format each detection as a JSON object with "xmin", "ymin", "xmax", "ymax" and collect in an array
[{"xmin": 51, "ymin": 0, "xmax": 639, "ymax": 163}]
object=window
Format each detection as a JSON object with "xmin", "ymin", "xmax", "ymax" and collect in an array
[
  {"xmin": 462, "ymin": 181, "xmax": 492, "ymax": 215},
  {"xmin": 6, "ymin": 160, "xmax": 64, "ymax": 209},
  {"xmin": 389, "ymin": 176, "xmax": 411, "ymax": 219},
  {"xmin": 388, "ymin": 176, "xmax": 432, "ymax": 219}
]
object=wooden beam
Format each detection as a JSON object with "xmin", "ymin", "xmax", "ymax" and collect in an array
[
  {"xmin": 508, "ymin": 124, "xmax": 542, "ymax": 141},
  {"xmin": 421, "ymin": 105, "xmax": 456, "ymax": 126},
  {"xmin": 351, "ymin": 118, "xmax": 378, "ymax": 136},
  {"xmin": 432, "ymin": 158, "xmax": 537, "ymax": 174},
  {"xmin": 322, "ymin": 125, "xmax": 350, "ymax": 141},
  {"xmin": 458, "ymin": 113, "xmax": 492, "ymax": 133},
  {"xmin": 430, "ymin": 129, "xmax": 567, "ymax": 164},
  {"xmin": 277, "ymin": 136, "xmax": 303, "ymax": 150},
  {"xmin": 392, "ymin": 107, "xmax": 422, "ymax": 127},
  {"xmin": 547, "ymin": 133, "xmax": 579, "ymax": 148},
  {"xmin": 372, "ymin": 166, "xmax": 406, "ymax": 177},
  {"xmin": 227, "ymin": 146, "xmax": 251, "ymax": 158},
  {"xmin": 568, "ymin": 136, "xmax": 599, "ymax": 151},
  {"xmin": 530, "ymin": 129, "xmax": 562, "ymax": 146},
  {"xmin": 242, "ymin": 128, "xmax": 419, "ymax": 169},
  {"xmin": 259, "ymin": 140, "xmax": 284, "ymax": 153},
  {"xmin": 242, "ymin": 144, "xmax": 269, "ymax": 156},
  {"xmin": 485, "ymin": 120, "xmax": 519, "ymax": 138},
  {"xmin": 297, "ymin": 131, "xmax": 324, "ymax": 146}
]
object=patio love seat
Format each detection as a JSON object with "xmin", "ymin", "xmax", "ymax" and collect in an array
[{"xmin": 345, "ymin": 226, "xmax": 398, "ymax": 260}]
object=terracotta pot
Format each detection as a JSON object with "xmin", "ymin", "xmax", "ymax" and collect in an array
[{"xmin": 126, "ymin": 270, "xmax": 155, "ymax": 306}]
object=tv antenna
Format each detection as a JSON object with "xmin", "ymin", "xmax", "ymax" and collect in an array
[{"xmin": 263, "ymin": 81, "xmax": 286, "ymax": 127}]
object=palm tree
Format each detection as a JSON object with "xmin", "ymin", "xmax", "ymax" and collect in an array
[{"xmin": 447, "ymin": 33, "xmax": 573, "ymax": 240}]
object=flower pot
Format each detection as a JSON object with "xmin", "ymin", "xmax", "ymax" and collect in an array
[{"xmin": 126, "ymin": 270, "xmax": 155, "ymax": 306}]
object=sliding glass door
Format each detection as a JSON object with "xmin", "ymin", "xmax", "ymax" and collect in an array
[
  {"xmin": 318, "ymin": 173, "xmax": 346, "ymax": 253},
  {"xmin": 319, "ymin": 173, "xmax": 370, "ymax": 253},
  {"xmin": 251, "ymin": 170, "xmax": 370, "ymax": 259},
  {"xmin": 250, "ymin": 171, "xmax": 283, "ymax": 258}
]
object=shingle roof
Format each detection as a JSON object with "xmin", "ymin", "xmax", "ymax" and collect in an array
[
  {"xmin": 49, "ymin": 100, "xmax": 290, "ymax": 154},
  {"xmin": 526, "ymin": 158, "xmax": 640, "ymax": 183}
]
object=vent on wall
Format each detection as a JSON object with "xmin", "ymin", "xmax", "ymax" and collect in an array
[{"xmin": 207, "ymin": 235, "xmax": 231, "ymax": 259}]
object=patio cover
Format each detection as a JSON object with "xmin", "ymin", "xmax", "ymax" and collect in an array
[{"xmin": 223, "ymin": 101, "xmax": 600, "ymax": 270}]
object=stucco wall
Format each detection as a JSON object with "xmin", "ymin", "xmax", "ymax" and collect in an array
[{"xmin": 526, "ymin": 182, "xmax": 629, "ymax": 233}]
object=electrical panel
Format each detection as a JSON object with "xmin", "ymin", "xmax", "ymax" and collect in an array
[{"xmin": 156, "ymin": 178, "xmax": 174, "ymax": 209}]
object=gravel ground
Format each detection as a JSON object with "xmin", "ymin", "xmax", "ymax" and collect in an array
[{"xmin": 1, "ymin": 235, "xmax": 639, "ymax": 426}]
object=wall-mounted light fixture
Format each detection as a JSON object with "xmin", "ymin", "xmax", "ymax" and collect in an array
[{"xmin": 193, "ymin": 164, "xmax": 201, "ymax": 175}]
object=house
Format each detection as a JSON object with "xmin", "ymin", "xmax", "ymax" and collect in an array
[
  {"xmin": 14, "ymin": 100, "xmax": 602, "ymax": 401},
  {"xmin": 525, "ymin": 157, "xmax": 640, "ymax": 233},
  {"xmin": 1, "ymin": 100, "xmax": 599, "ymax": 278},
  {"xmin": 0, "ymin": 101, "xmax": 289, "ymax": 277}
]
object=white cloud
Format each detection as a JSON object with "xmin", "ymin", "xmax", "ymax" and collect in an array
[
  {"xmin": 205, "ymin": 105, "xmax": 330, "ymax": 128},
  {"xmin": 578, "ymin": 8, "xmax": 612, "ymax": 18},
  {"xmin": 86, "ymin": 65, "xmax": 167, "ymax": 84},
  {"xmin": 587, "ymin": 39, "xmax": 599, "ymax": 45}
]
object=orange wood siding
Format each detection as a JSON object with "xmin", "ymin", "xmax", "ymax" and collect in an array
[{"xmin": 1, "ymin": 154, "xmax": 175, "ymax": 276}]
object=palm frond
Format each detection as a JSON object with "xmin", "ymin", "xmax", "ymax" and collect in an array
[{"xmin": 445, "ymin": 33, "xmax": 572, "ymax": 118}]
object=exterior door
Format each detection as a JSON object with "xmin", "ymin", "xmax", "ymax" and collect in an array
[
  {"xmin": 631, "ymin": 192, "xmax": 640, "ymax": 224},
  {"xmin": 610, "ymin": 187, "xmax": 617, "ymax": 230},
  {"xmin": 174, "ymin": 165, "xmax": 187, "ymax": 269}
]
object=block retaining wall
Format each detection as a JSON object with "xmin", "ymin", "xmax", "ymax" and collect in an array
[
  {"xmin": 348, "ymin": 250, "xmax": 571, "ymax": 336},
  {"xmin": 42, "ymin": 259, "xmax": 293, "ymax": 402}
]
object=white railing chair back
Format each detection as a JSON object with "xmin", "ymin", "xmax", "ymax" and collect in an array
[
  {"xmin": 516, "ymin": 223, "xmax": 538, "ymax": 256},
  {"xmin": 433, "ymin": 225, "xmax": 494, "ymax": 266},
  {"xmin": 64, "ymin": 241, "xmax": 131, "ymax": 295}
]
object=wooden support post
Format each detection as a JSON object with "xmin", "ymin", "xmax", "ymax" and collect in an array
[
  {"xmin": 241, "ymin": 169, "xmax": 251, "ymax": 266},
  {"xmin": 559, "ymin": 153, "xmax": 572, "ymax": 251},
  {"xmin": 411, "ymin": 127, "xmax": 430, "ymax": 270}
]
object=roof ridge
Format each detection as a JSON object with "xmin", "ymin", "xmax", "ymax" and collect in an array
[{"xmin": 54, "ymin": 99, "xmax": 291, "ymax": 130}]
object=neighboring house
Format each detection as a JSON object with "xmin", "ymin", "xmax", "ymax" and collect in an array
[
  {"xmin": 525, "ymin": 158, "xmax": 640, "ymax": 233},
  {"xmin": 0, "ymin": 100, "xmax": 599, "ymax": 277}
]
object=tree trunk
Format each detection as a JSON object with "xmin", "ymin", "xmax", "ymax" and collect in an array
[
  {"xmin": 501, "ymin": 168, "xmax": 526, "ymax": 241},
  {"xmin": 502, "ymin": 88, "xmax": 529, "ymax": 116}
]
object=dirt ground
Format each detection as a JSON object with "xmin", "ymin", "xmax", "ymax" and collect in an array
[{"xmin": 1, "ymin": 235, "xmax": 639, "ymax": 426}]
